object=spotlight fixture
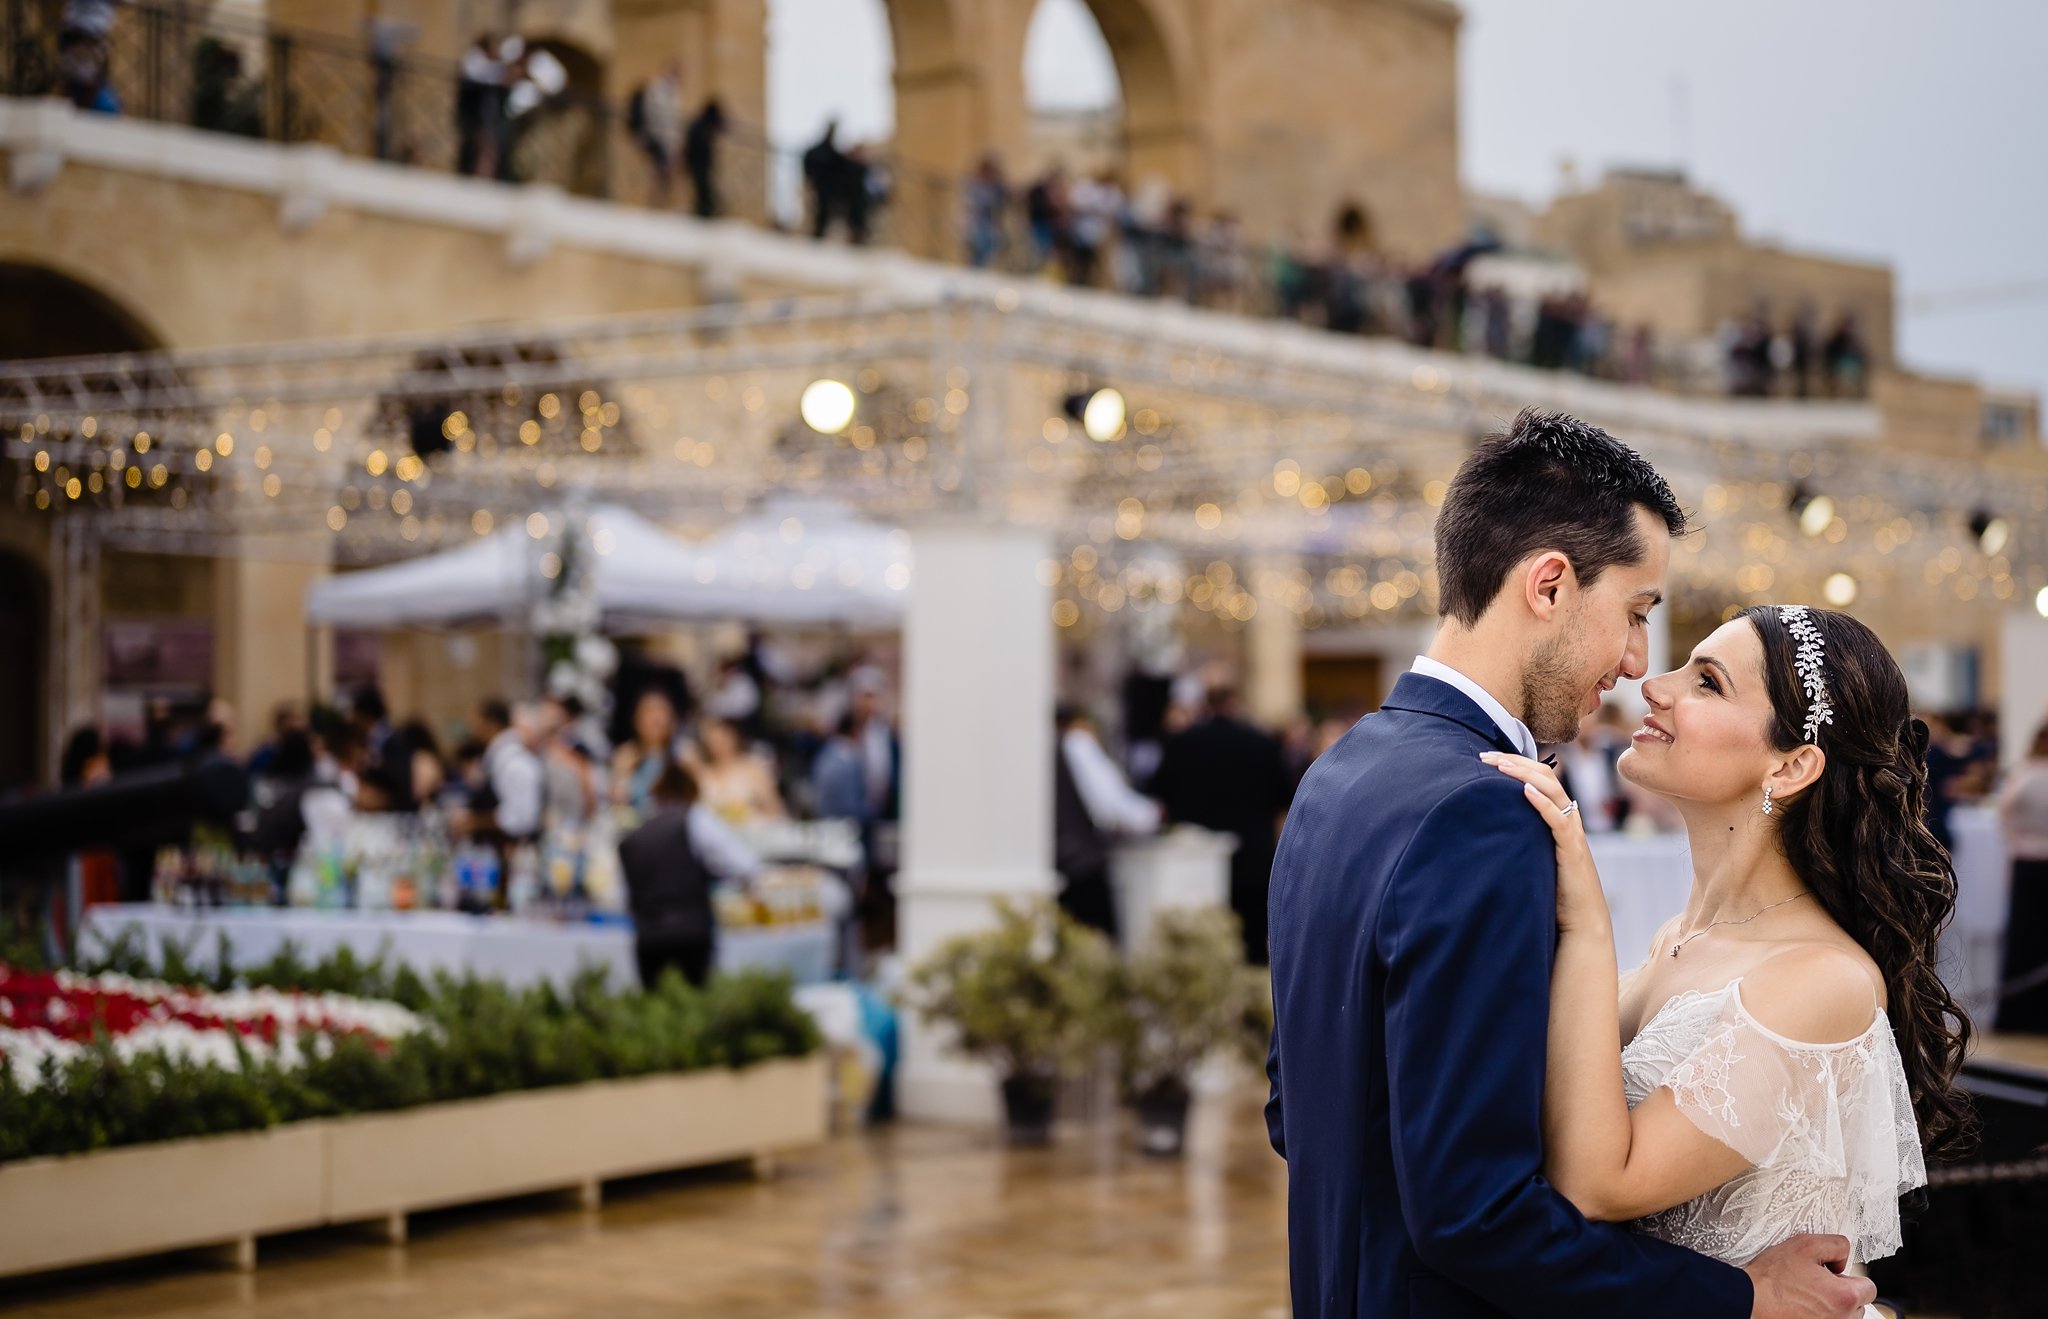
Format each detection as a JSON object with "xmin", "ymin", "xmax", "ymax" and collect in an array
[
  {"xmin": 1822, "ymin": 572, "xmax": 1858, "ymax": 607},
  {"xmin": 1061, "ymin": 386, "xmax": 1126, "ymax": 443},
  {"xmin": 407, "ymin": 401, "xmax": 453, "ymax": 458},
  {"xmin": 800, "ymin": 379, "xmax": 857, "ymax": 435},
  {"xmin": 2037, "ymin": 585, "xmax": 2048, "ymax": 620},
  {"xmin": 1969, "ymin": 511, "xmax": 2010, "ymax": 557},
  {"xmin": 1788, "ymin": 484, "xmax": 1834, "ymax": 539}
]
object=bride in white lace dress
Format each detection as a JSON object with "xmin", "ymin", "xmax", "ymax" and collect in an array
[{"xmin": 1489, "ymin": 605, "xmax": 1973, "ymax": 1318}]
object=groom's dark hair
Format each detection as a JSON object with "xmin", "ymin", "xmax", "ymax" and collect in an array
[{"xmin": 1435, "ymin": 409, "xmax": 1687, "ymax": 626}]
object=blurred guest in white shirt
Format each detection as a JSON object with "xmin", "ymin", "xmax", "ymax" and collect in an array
[
  {"xmin": 1054, "ymin": 705, "xmax": 1161, "ymax": 938},
  {"xmin": 476, "ymin": 698, "xmax": 544, "ymax": 842}
]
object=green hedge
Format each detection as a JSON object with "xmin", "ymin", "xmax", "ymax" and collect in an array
[{"xmin": 0, "ymin": 937, "xmax": 821, "ymax": 1163}]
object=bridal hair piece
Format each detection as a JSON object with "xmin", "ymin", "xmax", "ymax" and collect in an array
[{"xmin": 1778, "ymin": 605, "xmax": 1834, "ymax": 744}]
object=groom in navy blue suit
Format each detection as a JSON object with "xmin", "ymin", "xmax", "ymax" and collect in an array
[{"xmin": 1265, "ymin": 411, "xmax": 1873, "ymax": 1318}]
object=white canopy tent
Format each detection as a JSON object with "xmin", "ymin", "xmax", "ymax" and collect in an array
[{"xmin": 304, "ymin": 502, "xmax": 912, "ymax": 630}]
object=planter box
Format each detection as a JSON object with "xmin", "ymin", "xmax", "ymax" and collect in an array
[
  {"xmin": 0, "ymin": 1123, "xmax": 327, "ymax": 1277},
  {"xmin": 324, "ymin": 1055, "xmax": 827, "ymax": 1220},
  {"xmin": 0, "ymin": 1055, "xmax": 826, "ymax": 1280}
]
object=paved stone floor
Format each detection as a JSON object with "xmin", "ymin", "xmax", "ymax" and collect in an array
[
  {"xmin": 5, "ymin": 1053, "xmax": 2025, "ymax": 1319},
  {"xmin": 0, "ymin": 1093, "xmax": 1293, "ymax": 1319}
]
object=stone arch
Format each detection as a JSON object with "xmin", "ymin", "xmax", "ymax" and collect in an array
[
  {"xmin": 0, "ymin": 259, "xmax": 167, "ymax": 359},
  {"xmin": 880, "ymin": 0, "xmax": 980, "ymax": 178},
  {"xmin": 0, "ymin": 551, "xmax": 45, "ymax": 793},
  {"xmin": 868, "ymin": 0, "xmax": 1209, "ymax": 248},
  {"xmin": 1066, "ymin": 0, "xmax": 1204, "ymax": 196},
  {"xmin": 0, "ymin": 262, "xmax": 157, "ymax": 789}
]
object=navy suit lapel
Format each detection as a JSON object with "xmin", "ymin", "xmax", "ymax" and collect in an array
[{"xmin": 1381, "ymin": 671, "xmax": 1521, "ymax": 755}]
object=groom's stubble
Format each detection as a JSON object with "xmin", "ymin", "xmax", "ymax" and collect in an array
[{"xmin": 1520, "ymin": 620, "xmax": 1593, "ymax": 745}]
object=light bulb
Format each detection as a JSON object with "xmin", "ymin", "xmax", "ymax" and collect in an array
[
  {"xmin": 800, "ymin": 379, "xmax": 856, "ymax": 435},
  {"xmin": 1798, "ymin": 495, "xmax": 1835, "ymax": 539},
  {"xmin": 1082, "ymin": 388, "xmax": 1126, "ymax": 443}
]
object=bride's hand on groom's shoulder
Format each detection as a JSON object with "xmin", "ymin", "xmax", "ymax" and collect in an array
[{"xmin": 1480, "ymin": 753, "xmax": 1609, "ymax": 936}]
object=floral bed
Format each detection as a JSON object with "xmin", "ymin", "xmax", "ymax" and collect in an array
[
  {"xmin": 0, "ymin": 944, "xmax": 820, "ymax": 1164},
  {"xmin": 0, "ymin": 965, "xmax": 426, "ymax": 1091}
]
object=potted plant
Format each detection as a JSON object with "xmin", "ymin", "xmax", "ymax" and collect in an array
[
  {"xmin": 903, "ymin": 899, "xmax": 1117, "ymax": 1145},
  {"xmin": 1109, "ymin": 907, "xmax": 1271, "ymax": 1156}
]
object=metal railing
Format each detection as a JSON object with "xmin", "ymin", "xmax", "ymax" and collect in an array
[{"xmin": 2, "ymin": 0, "xmax": 1794, "ymax": 399}]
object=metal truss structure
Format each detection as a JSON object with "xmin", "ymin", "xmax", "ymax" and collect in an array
[{"xmin": 4, "ymin": 287, "xmax": 2044, "ymax": 626}]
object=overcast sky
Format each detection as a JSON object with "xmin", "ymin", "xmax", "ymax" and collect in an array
[{"xmin": 767, "ymin": 0, "xmax": 2047, "ymax": 403}]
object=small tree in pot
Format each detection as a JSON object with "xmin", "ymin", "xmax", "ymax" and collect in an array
[
  {"xmin": 903, "ymin": 898, "xmax": 1118, "ymax": 1145},
  {"xmin": 1110, "ymin": 907, "xmax": 1271, "ymax": 1156}
]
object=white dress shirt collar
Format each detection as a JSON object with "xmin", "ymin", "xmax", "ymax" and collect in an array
[{"xmin": 1409, "ymin": 655, "xmax": 1540, "ymax": 759}]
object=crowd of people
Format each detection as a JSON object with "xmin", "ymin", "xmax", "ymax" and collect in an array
[
  {"xmin": 1723, "ymin": 304, "xmax": 1872, "ymax": 398},
  {"xmin": 45, "ymin": 0, "xmax": 123, "ymax": 114},
  {"xmin": 453, "ymin": 31, "xmax": 571, "ymax": 182},
  {"xmin": 626, "ymin": 64, "xmax": 727, "ymax": 217},
  {"xmin": 31, "ymin": 6, "xmax": 1882, "ymax": 405},
  {"xmin": 43, "ymin": 631, "xmax": 906, "ymax": 973},
  {"xmin": 951, "ymin": 172, "xmax": 1679, "ymax": 387},
  {"xmin": 33, "ymin": 638, "xmax": 2048, "ymax": 1016},
  {"xmin": 797, "ymin": 121, "xmax": 890, "ymax": 245}
]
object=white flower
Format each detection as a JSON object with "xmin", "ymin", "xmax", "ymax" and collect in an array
[{"xmin": 574, "ymin": 634, "xmax": 618, "ymax": 679}]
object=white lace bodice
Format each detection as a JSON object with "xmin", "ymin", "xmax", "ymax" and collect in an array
[{"xmin": 1619, "ymin": 978, "xmax": 1925, "ymax": 1267}]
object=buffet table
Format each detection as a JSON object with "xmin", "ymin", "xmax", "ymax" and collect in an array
[{"xmin": 78, "ymin": 904, "xmax": 839, "ymax": 992}]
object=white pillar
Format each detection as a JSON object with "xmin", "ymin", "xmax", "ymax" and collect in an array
[
  {"xmin": 1246, "ymin": 555, "xmax": 1304, "ymax": 726},
  {"xmin": 2001, "ymin": 608, "xmax": 2048, "ymax": 774},
  {"xmin": 895, "ymin": 520, "xmax": 1057, "ymax": 1123}
]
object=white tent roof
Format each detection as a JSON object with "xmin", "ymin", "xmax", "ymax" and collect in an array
[
  {"xmin": 304, "ymin": 503, "xmax": 911, "ymax": 629},
  {"xmin": 604, "ymin": 502, "xmax": 913, "ymax": 627},
  {"xmin": 304, "ymin": 526, "xmax": 533, "ymax": 627}
]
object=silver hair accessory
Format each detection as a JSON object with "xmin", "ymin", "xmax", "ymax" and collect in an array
[{"xmin": 1778, "ymin": 605, "xmax": 1834, "ymax": 744}]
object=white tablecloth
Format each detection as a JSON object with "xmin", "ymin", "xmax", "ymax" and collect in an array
[
  {"xmin": 78, "ymin": 905, "xmax": 838, "ymax": 992},
  {"xmin": 1944, "ymin": 803, "xmax": 2010, "ymax": 1023},
  {"xmin": 1592, "ymin": 834, "xmax": 1694, "ymax": 970}
]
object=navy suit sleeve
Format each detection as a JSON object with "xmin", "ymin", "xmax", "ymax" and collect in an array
[
  {"xmin": 1265, "ymin": 996, "xmax": 1285, "ymax": 1158},
  {"xmin": 1382, "ymin": 777, "xmax": 1751, "ymax": 1319}
]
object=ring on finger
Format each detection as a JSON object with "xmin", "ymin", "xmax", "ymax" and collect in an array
[{"xmin": 1558, "ymin": 800, "xmax": 1580, "ymax": 819}]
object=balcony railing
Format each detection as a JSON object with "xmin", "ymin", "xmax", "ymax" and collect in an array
[{"xmin": 1, "ymin": 0, "xmax": 1871, "ymax": 401}]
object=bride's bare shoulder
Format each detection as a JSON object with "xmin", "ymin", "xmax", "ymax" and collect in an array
[{"xmin": 1739, "ymin": 941, "xmax": 1886, "ymax": 1045}]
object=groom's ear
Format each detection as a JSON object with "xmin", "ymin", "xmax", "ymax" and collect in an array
[{"xmin": 1523, "ymin": 551, "xmax": 1574, "ymax": 620}]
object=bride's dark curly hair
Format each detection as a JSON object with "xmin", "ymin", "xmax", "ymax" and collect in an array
[{"xmin": 1741, "ymin": 605, "xmax": 1975, "ymax": 1160}]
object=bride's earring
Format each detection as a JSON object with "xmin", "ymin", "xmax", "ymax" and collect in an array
[{"xmin": 1760, "ymin": 784, "xmax": 1775, "ymax": 816}]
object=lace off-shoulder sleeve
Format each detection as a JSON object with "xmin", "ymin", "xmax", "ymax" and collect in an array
[{"xmin": 1657, "ymin": 983, "xmax": 1927, "ymax": 1262}]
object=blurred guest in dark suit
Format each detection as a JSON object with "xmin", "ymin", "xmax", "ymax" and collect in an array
[
  {"xmin": 1149, "ymin": 684, "xmax": 1291, "ymax": 963},
  {"xmin": 617, "ymin": 763, "xmax": 760, "ymax": 990}
]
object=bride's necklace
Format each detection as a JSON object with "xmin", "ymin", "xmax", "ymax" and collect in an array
[{"xmin": 1668, "ymin": 892, "xmax": 1810, "ymax": 958}]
